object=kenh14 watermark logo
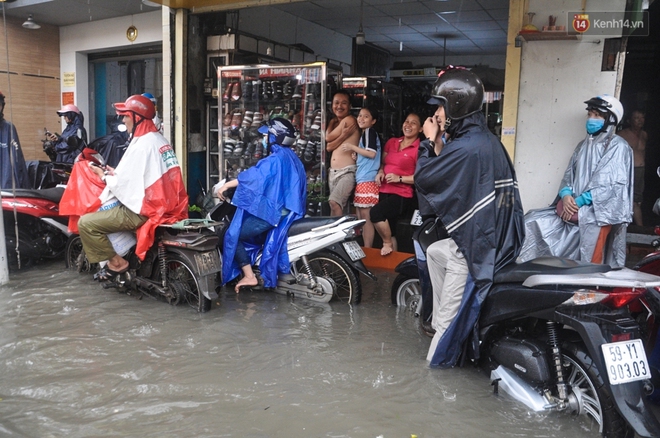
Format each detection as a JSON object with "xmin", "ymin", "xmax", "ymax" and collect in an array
[{"xmin": 569, "ymin": 11, "xmax": 649, "ymax": 37}]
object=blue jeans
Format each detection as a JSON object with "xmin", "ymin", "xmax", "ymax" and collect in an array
[{"xmin": 235, "ymin": 213, "xmax": 274, "ymax": 268}]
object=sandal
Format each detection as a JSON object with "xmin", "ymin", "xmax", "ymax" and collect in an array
[{"xmin": 93, "ymin": 265, "xmax": 129, "ymax": 282}]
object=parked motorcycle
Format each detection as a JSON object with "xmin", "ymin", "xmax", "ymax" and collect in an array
[
  {"xmin": 64, "ymin": 149, "xmax": 222, "ymax": 313},
  {"xmin": 208, "ymin": 189, "xmax": 376, "ymax": 304},
  {"xmin": 2, "ymin": 185, "xmax": 71, "ymax": 270},
  {"xmin": 3, "ymin": 131, "xmax": 131, "ymax": 271},
  {"xmin": 395, "ymin": 218, "xmax": 660, "ymax": 437},
  {"xmin": 39, "ymin": 130, "xmax": 74, "ymax": 187}
]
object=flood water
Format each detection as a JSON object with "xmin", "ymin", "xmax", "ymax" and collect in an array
[{"xmin": 0, "ymin": 260, "xmax": 631, "ymax": 437}]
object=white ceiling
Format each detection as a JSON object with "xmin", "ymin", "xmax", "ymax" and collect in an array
[
  {"xmin": 1, "ymin": 0, "xmax": 159, "ymax": 26},
  {"xmin": 0, "ymin": 0, "xmax": 510, "ymax": 58},
  {"xmin": 273, "ymin": 0, "xmax": 509, "ymax": 57}
]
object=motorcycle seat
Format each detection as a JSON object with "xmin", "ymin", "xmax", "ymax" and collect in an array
[
  {"xmin": 1, "ymin": 187, "xmax": 65, "ymax": 204},
  {"xmin": 288, "ymin": 216, "xmax": 345, "ymax": 236},
  {"xmin": 494, "ymin": 256, "xmax": 611, "ymax": 284}
]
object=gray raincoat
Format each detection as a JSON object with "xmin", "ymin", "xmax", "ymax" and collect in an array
[{"xmin": 519, "ymin": 125, "xmax": 633, "ymax": 267}]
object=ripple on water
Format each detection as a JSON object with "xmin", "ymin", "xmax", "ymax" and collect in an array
[{"xmin": 0, "ymin": 262, "xmax": 615, "ymax": 437}]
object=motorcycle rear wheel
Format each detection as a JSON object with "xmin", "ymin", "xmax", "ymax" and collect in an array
[
  {"xmin": 391, "ymin": 275, "xmax": 421, "ymax": 307},
  {"xmin": 561, "ymin": 342, "xmax": 634, "ymax": 438},
  {"xmin": 302, "ymin": 251, "xmax": 361, "ymax": 304},
  {"xmin": 64, "ymin": 235, "xmax": 94, "ymax": 273},
  {"xmin": 163, "ymin": 253, "xmax": 212, "ymax": 313}
]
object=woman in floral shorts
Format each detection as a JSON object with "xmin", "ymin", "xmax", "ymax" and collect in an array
[{"xmin": 340, "ymin": 107, "xmax": 380, "ymax": 247}]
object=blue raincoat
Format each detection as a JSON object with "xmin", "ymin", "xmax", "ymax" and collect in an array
[
  {"xmin": 0, "ymin": 119, "xmax": 29, "ymax": 189},
  {"xmin": 222, "ymin": 144, "xmax": 306, "ymax": 287},
  {"xmin": 415, "ymin": 112, "xmax": 525, "ymax": 368},
  {"xmin": 55, "ymin": 113, "xmax": 87, "ymax": 164}
]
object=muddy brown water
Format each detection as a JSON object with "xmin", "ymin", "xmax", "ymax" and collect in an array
[{"xmin": 0, "ymin": 260, "xmax": 632, "ymax": 437}]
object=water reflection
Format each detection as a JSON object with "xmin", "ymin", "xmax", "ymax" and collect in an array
[{"xmin": 0, "ymin": 261, "xmax": 612, "ymax": 437}]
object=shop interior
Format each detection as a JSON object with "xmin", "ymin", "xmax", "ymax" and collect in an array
[
  {"xmin": 187, "ymin": 3, "xmax": 508, "ymax": 217},
  {"xmin": 620, "ymin": 0, "xmax": 660, "ymax": 226}
]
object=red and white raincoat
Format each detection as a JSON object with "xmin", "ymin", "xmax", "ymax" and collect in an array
[{"xmin": 60, "ymin": 120, "xmax": 188, "ymax": 260}]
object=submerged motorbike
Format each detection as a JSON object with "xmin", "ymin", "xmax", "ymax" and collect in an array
[
  {"xmin": 2, "ymin": 185, "xmax": 71, "ymax": 270},
  {"xmin": 2, "ymin": 132, "xmax": 132, "ymax": 271},
  {"xmin": 208, "ymin": 188, "xmax": 375, "ymax": 304},
  {"xmin": 65, "ymin": 149, "xmax": 222, "ymax": 313},
  {"xmin": 395, "ymin": 218, "xmax": 660, "ymax": 437},
  {"xmin": 66, "ymin": 223, "xmax": 221, "ymax": 313}
]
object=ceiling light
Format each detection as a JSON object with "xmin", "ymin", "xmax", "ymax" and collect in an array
[
  {"xmin": 356, "ymin": 25, "xmax": 365, "ymax": 45},
  {"xmin": 356, "ymin": 0, "xmax": 366, "ymax": 45},
  {"xmin": 22, "ymin": 15, "xmax": 40, "ymax": 30}
]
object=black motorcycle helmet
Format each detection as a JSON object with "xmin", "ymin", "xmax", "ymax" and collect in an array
[{"xmin": 427, "ymin": 66, "xmax": 484, "ymax": 123}]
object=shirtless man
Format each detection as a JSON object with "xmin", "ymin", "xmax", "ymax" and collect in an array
[
  {"xmin": 326, "ymin": 90, "xmax": 361, "ymax": 216},
  {"xmin": 619, "ymin": 110, "xmax": 647, "ymax": 226}
]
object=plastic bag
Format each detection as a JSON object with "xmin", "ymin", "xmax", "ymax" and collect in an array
[{"xmin": 59, "ymin": 157, "xmax": 105, "ymax": 233}]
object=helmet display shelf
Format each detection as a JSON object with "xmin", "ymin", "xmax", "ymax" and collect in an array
[{"xmin": 215, "ymin": 62, "xmax": 337, "ymax": 216}]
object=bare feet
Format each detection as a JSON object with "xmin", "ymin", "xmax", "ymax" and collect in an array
[
  {"xmin": 107, "ymin": 258, "xmax": 129, "ymax": 273},
  {"xmin": 381, "ymin": 242, "xmax": 393, "ymax": 256},
  {"xmin": 235, "ymin": 275, "xmax": 259, "ymax": 293}
]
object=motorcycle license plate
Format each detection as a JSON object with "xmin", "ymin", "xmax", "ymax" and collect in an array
[
  {"xmin": 343, "ymin": 241, "xmax": 365, "ymax": 261},
  {"xmin": 194, "ymin": 250, "xmax": 221, "ymax": 276},
  {"xmin": 601, "ymin": 339, "xmax": 651, "ymax": 385}
]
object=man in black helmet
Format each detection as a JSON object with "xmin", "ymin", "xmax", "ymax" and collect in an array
[
  {"xmin": 0, "ymin": 91, "xmax": 29, "ymax": 189},
  {"xmin": 415, "ymin": 66, "xmax": 525, "ymax": 368}
]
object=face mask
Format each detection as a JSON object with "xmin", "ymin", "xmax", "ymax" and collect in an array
[{"xmin": 586, "ymin": 118, "xmax": 604, "ymax": 134}]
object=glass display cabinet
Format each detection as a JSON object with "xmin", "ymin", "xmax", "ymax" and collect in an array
[{"xmin": 212, "ymin": 62, "xmax": 334, "ymax": 215}]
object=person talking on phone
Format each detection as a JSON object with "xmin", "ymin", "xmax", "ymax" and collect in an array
[{"xmin": 415, "ymin": 66, "xmax": 524, "ymax": 368}]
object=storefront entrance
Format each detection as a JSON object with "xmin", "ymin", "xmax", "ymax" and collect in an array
[{"xmin": 88, "ymin": 47, "xmax": 163, "ymax": 139}]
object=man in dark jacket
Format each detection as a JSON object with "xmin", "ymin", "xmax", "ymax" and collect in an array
[
  {"xmin": 0, "ymin": 91, "xmax": 29, "ymax": 189},
  {"xmin": 415, "ymin": 67, "xmax": 525, "ymax": 368}
]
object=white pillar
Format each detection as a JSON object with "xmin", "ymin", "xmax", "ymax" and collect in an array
[{"xmin": 0, "ymin": 203, "xmax": 9, "ymax": 284}]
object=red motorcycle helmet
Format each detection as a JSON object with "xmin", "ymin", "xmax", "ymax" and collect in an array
[{"xmin": 113, "ymin": 94, "xmax": 155, "ymax": 119}]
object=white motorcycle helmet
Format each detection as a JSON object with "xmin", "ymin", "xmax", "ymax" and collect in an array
[{"xmin": 584, "ymin": 94, "xmax": 624, "ymax": 127}]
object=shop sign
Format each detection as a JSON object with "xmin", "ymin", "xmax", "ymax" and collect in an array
[
  {"xmin": 63, "ymin": 72, "xmax": 75, "ymax": 87},
  {"xmin": 343, "ymin": 79, "xmax": 367, "ymax": 89},
  {"xmin": 61, "ymin": 92, "xmax": 74, "ymax": 106},
  {"xmin": 221, "ymin": 70, "xmax": 242, "ymax": 79}
]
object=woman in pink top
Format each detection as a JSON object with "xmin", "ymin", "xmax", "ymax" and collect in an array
[{"xmin": 370, "ymin": 113, "xmax": 423, "ymax": 255}]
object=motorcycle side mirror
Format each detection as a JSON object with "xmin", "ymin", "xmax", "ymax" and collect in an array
[
  {"xmin": 81, "ymin": 147, "xmax": 107, "ymax": 168},
  {"xmin": 656, "ymin": 166, "xmax": 660, "ymax": 178}
]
